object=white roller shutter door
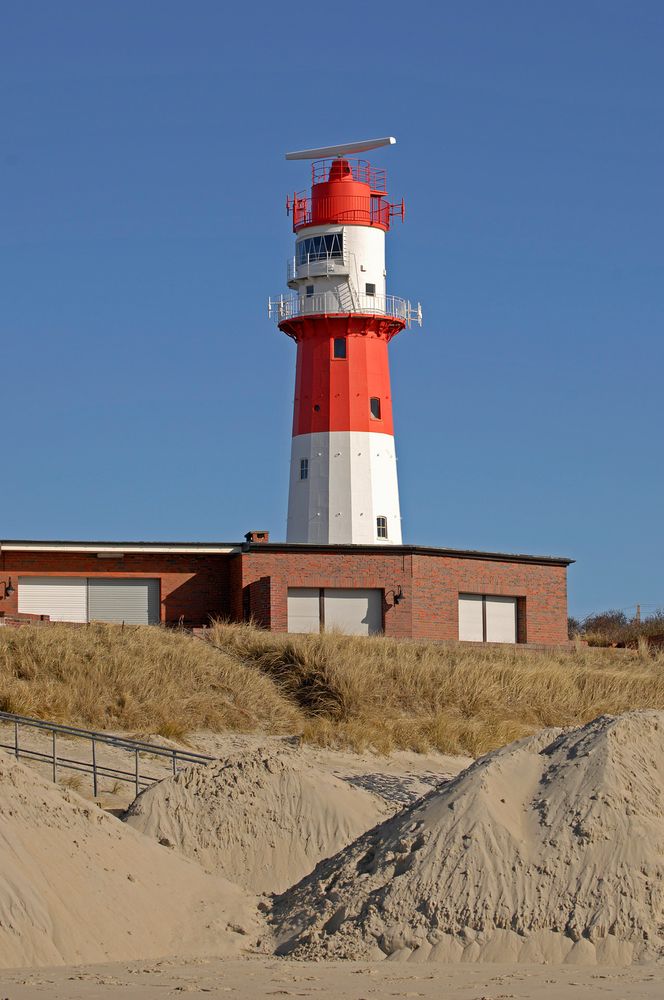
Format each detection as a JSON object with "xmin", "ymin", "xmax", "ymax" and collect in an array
[
  {"xmin": 485, "ymin": 596, "xmax": 517, "ymax": 643},
  {"xmin": 459, "ymin": 594, "xmax": 517, "ymax": 643},
  {"xmin": 88, "ymin": 578, "xmax": 159, "ymax": 625},
  {"xmin": 458, "ymin": 593, "xmax": 484, "ymax": 642},
  {"xmin": 287, "ymin": 588, "xmax": 321, "ymax": 633},
  {"xmin": 323, "ymin": 588, "xmax": 382, "ymax": 636},
  {"xmin": 18, "ymin": 577, "xmax": 88, "ymax": 623}
]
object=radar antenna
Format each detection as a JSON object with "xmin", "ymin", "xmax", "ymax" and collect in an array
[{"xmin": 285, "ymin": 136, "xmax": 396, "ymax": 160}]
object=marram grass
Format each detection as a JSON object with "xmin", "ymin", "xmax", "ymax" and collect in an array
[{"xmin": 1, "ymin": 620, "xmax": 663, "ymax": 756}]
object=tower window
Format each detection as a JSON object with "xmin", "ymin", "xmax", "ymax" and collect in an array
[
  {"xmin": 376, "ymin": 516, "xmax": 388, "ymax": 539},
  {"xmin": 300, "ymin": 458, "xmax": 309, "ymax": 480},
  {"xmin": 333, "ymin": 338, "xmax": 347, "ymax": 359},
  {"xmin": 306, "ymin": 284, "xmax": 314, "ymax": 298},
  {"xmin": 296, "ymin": 232, "xmax": 344, "ymax": 266},
  {"xmin": 365, "ymin": 283, "xmax": 376, "ymax": 297},
  {"xmin": 370, "ymin": 397, "xmax": 381, "ymax": 420}
]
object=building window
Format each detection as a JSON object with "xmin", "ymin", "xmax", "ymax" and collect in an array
[
  {"xmin": 333, "ymin": 338, "xmax": 347, "ymax": 359},
  {"xmin": 370, "ymin": 397, "xmax": 381, "ymax": 419},
  {"xmin": 376, "ymin": 516, "xmax": 388, "ymax": 539},
  {"xmin": 365, "ymin": 282, "xmax": 376, "ymax": 296},
  {"xmin": 306, "ymin": 284, "xmax": 314, "ymax": 298},
  {"xmin": 300, "ymin": 458, "xmax": 309, "ymax": 480}
]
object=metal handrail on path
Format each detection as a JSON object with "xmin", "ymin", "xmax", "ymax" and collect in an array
[{"xmin": 0, "ymin": 710, "xmax": 214, "ymax": 799}]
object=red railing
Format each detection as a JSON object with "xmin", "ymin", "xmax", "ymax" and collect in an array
[
  {"xmin": 311, "ymin": 158, "xmax": 387, "ymax": 192},
  {"xmin": 287, "ymin": 193, "xmax": 403, "ymax": 231}
]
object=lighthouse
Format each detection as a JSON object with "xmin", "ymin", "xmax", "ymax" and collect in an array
[{"xmin": 269, "ymin": 137, "xmax": 421, "ymax": 545}]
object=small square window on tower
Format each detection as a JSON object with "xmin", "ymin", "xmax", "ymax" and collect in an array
[
  {"xmin": 333, "ymin": 338, "xmax": 347, "ymax": 359},
  {"xmin": 306, "ymin": 284, "xmax": 314, "ymax": 298},
  {"xmin": 365, "ymin": 282, "xmax": 376, "ymax": 297},
  {"xmin": 370, "ymin": 397, "xmax": 381, "ymax": 420},
  {"xmin": 376, "ymin": 516, "xmax": 388, "ymax": 539},
  {"xmin": 300, "ymin": 458, "xmax": 309, "ymax": 480}
]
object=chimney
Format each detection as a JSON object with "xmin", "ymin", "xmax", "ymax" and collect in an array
[{"xmin": 244, "ymin": 530, "xmax": 270, "ymax": 544}]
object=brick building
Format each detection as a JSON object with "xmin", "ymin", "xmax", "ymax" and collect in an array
[{"xmin": 0, "ymin": 534, "xmax": 572, "ymax": 645}]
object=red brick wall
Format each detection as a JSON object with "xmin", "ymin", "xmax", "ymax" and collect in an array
[
  {"xmin": 0, "ymin": 547, "xmax": 570, "ymax": 644},
  {"xmin": 236, "ymin": 549, "xmax": 569, "ymax": 645},
  {"xmin": 411, "ymin": 554, "xmax": 569, "ymax": 644},
  {"xmin": 236, "ymin": 549, "xmax": 414, "ymax": 636},
  {"xmin": 0, "ymin": 552, "xmax": 232, "ymax": 628}
]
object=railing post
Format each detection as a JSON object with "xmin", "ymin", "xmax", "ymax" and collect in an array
[
  {"xmin": 92, "ymin": 738, "xmax": 98, "ymax": 798},
  {"xmin": 172, "ymin": 750, "xmax": 177, "ymax": 776},
  {"xmin": 14, "ymin": 720, "xmax": 19, "ymax": 760},
  {"xmin": 134, "ymin": 750, "xmax": 139, "ymax": 798},
  {"xmin": 52, "ymin": 731, "xmax": 57, "ymax": 783}
]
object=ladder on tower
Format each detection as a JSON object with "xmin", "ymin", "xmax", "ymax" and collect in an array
[{"xmin": 337, "ymin": 279, "xmax": 358, "ymax": 312}]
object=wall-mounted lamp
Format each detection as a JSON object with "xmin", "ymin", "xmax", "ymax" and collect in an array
[
  {"xmin": 2, "ymin": 578, "xmax": 15, "ymax": 600},
  {"xmin": 386, "ymin": 585, "xmax": 404, "ymax": 607}
]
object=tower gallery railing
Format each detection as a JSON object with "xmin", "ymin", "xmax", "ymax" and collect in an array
[{"xmin": 268, "ymin": 292, "xmax": 422, "ymax": 327}]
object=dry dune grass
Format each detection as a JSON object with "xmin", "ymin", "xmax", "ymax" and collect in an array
[
  {"xmin": 0, "ymin": 622, "xmax": 301, "ymax": 738},
  {"xmin": 1, "ymin": 620, "xmax": 664, "ymax": 755}
]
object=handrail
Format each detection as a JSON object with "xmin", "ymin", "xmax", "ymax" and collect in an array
[
  {"xmin": 0, "ymin": 710, "xmax": 214, "ymax": 798},
  {"xmin": 268, "ymin": 291, "xmax": 413, "ymax": 324},
  {"xmin": 311, "ymin": 158, "xmax": 387, "ymax": 191},
  {"xmin": 287, "ymin": 251, "xmax": 350, "ymax": 282}
]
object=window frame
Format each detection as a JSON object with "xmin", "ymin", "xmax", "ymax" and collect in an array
[
  {"xmin": 333, "ymin": 337, "xmax": 347, "ymax": 359},
  {"xmin": 299, "ymin": 458, "xmax": 309, "ymax": 481},
  {"xmin": 365, "ymin": 282, "xmax": 376, "ymax": 297},
  {"xmin": 376, "ymin": 516, "xmax": 388, "ymax": 539},
  {"xmin": 370, "ymin": 397, "xmax": 381, "ymax": 420}
]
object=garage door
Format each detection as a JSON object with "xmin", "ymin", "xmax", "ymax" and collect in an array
[
  {"xmin": 323, "ymin": 589, "xmax": 382, "ymax": 636},
  {"xmin": 287, "ymin": 588, "xmax": 320, "ymax": 633},
  {"xmin": 458, "ymin": 594, "xmax": 484, "ymax": 642},
  {"xmin": 88, "ymin": 578, "xmax": 159, "ymax": 625},
  {"xmin": 18, "ymin": 577, "xmax": 159, "ymax": 625},
  {"xmin": 18, "ymin": 577, "xmax": 88, "ymax": 623},
  {"xmin": 287, "ymin": 588, "xmax": 383, "ymax": 635},
  {"xmin": 458, "ymin": 593, "xmax": 517, "ymax": 644},
  {"xmin": 485, "ymin": 596, "xmax": 517, "ymax": 643}
]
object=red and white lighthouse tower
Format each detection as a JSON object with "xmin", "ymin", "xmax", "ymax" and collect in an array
[{"xmin": 270, "ymin": 137, "xmax": 421, "ymax": 545}]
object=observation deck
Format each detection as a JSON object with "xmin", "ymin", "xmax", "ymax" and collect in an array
[
  {"xmin": 268, "ymin": 291, "xmax": 422, "ymax": 329},
  {"xmin": 287, "ymin": 158, "xmax": 404, "ymax": 233}
]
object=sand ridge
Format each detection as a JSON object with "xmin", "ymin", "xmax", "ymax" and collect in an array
[
  {"xmin": 122, "ymin": 744, "xmax": 394, "ymax": 894},
  {"xmin": 271, "ymin": 711, "xmax": 664, "ymax": 964},
  {"xmin": 0, "ymin": 755, "xmax": 261, "ymax": 969}
]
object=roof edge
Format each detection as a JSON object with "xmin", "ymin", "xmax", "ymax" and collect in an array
[{"xmin": 243, "ymin": 541, "xmax": 574, "ymax": 566}]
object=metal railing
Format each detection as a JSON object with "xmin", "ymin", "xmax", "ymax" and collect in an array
[
  {"xmin": 287, "ymin": 252, "xmax": 350, "ymax": 283},
  {"xmin": 289, "ymin": 194, "xmax": 392, "ymax": 231},
  {"xmin": 268, "ymin": 291, "xmax": 422, "ymax": 327},
  {"xmin": 0, "ymin": 710, "xmax": 214, "ymax": 798},
  {"xmin": 310, "ymin": 158, "xmax": 387, "ymax": 191}
]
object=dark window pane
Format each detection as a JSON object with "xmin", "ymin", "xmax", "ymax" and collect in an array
[
  {"xmin": 365, "ymin": 283, "xmax": 376, "ymax": 296},
  {"xmin": 370, "ymin": 397, "xmax": 381, "ymax": 419},
  {"xmin": 333, "ymin": 338, "xmax": 347, "ymax": 359}
]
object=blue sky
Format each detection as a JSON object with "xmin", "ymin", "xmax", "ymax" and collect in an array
[{"xmin": 1, "ymin": 1, "xmax": 662, "ymax": 618}]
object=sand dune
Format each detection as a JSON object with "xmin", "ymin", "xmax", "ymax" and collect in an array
[
  {"xmin": 0, "ymin": 756, "xmax": 260, "ymax": 969},
  {"xmin": 272, "ymin": 711, "xmax": 664, "ymax": 964},
  {"xmin": 123, "ymin": 745, "xmax": 394, "ymax": 894}
]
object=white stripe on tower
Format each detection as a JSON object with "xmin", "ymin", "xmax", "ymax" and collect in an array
[{"xmin": 287, "ymin": 431, "xmax": 401, "ymax": 544}]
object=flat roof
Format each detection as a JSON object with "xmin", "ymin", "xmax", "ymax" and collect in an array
[
  {"xmin": 0, "ymin": 539, "xmax": 573, "ymax": 566},
  {"xmin": 243, "ymin": 541, "xmax": 574, "ymax": 566},
  {"xmin": 0, "ymin": 540, "xmax": 241, "ymax": 554}
]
